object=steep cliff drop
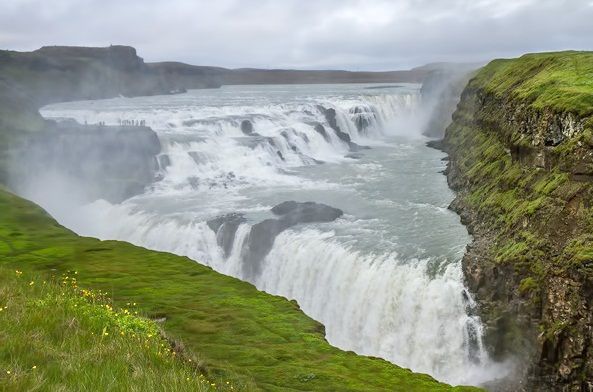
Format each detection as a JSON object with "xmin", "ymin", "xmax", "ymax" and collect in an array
[{"xmin": 441, "ymin": 51, "xmax": 593, "ymax": 391}]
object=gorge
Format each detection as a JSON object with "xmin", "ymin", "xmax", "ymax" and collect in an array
[{"xmin": 1, "ymin": 45, "xmax": 592, "ymax": 392}]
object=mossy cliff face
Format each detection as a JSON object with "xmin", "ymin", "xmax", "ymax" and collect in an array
[{"xmin": 441, "ymin": 51, "xmax": 593, "ymax": 391}]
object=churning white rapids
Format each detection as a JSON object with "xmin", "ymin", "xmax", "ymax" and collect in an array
[{"xmin": 38, "ymin": 84, "xmax": 498, "ymax": 386}]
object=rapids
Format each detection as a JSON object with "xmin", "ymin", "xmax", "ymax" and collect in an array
[{"xmin": 33, "ymin": 83, "xmax": 501, "ymax": 385}]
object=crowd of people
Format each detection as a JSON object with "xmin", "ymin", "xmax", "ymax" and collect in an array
[{"xmin": 118, "ymin": 119, "xmax": 146, "ymax": 126}]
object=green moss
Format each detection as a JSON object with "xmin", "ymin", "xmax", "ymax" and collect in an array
[
  {"xmin": 518, "ymin": 277, "xmax": 538, "ymax": 295},
  {"xmin": 443, "ymin": 51, "xmax": 593, "ymax": 363},
  {"xmin": 0, "ymin": 188, "xmax": 480, "ymax": 391},
  {"xmin": 471, "ymin": 51, "xmax": 593, "ymax": 117},
  {"xmin": 495, "ymin": 241, "xmax": 530, "ymax": 263},
  {"xmin": 541, "ymin": 319, "xmax": 570, "ymax": 343},
  {"xmin": 533, "ymin": 172, "xmax": 568, "ymax": 195},
  {"xmin": 563, "ymin": 235, "xmax": 593, "ymax": 265}
]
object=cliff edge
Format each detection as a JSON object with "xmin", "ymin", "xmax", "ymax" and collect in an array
[{"xmin": 442, "ymin": 51, "xmax": 593, "ymax": 391}]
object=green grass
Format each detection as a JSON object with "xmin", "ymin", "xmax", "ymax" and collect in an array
[
  {"xmin": 471, "ymin": 51, "xmax": 593, "ymax": 117},
  {"xmin": 0, "ymin": 188, "xmax": 480, "ymax": 392},
  {"xmin": 0, "ymin": 268, "xmax": 225, "ymax": 392}
]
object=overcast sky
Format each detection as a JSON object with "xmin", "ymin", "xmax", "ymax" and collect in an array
[{"xmin": 1, "ymin": 0, "xmax": 592, "ymax": 70}]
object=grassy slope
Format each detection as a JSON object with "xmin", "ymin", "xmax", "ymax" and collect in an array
[
  {"xmin": 0, "ymin": 188, "xmax": 479, "ymax": 392},
  {"xmin": 0, "ymin": 269, "xmax": 222, "ymax": 392},
  {"xmin": 471, "ymin": 51, "xmax": 593, "ymax": 117}
]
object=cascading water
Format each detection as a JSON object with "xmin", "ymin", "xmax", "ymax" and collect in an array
[{"xmin": 33, "ymin": 83, "xmax": 502, "ymax": 386}]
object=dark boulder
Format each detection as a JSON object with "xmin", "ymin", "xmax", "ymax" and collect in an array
[
  {"xmin": 207, "ymin": 213, "xmax": 246, "ymax": 257},
  {"xmin": 354, "ymin": 116, "xmax": 372, "ymax": 132},
  {"xmin": 271, "ymin": 201, "xmax": 343, "ymax": 223},
  {"xmin": 241, "ymin": 201, "xmax": 343, "ymax": 278},
  {"xmin": 240, "ymin": 120, "xmax": 255, "ymax": 135},
  {"xmin": 242, "ymin": 218, "xmax": 291, "ymax": 278},
  {"xmin": 318, "ymin": 106, "xmax": 340, "ymax": 132}
]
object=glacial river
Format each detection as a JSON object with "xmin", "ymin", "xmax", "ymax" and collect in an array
[{"xmin": 38, "ymin": 84, "xmax": 497, "ymax": 385}]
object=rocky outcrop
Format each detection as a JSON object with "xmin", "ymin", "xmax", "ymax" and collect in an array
[
  {"xmin": 242, "ymin": 201, "xmax": 343, "ymax": 278},
  {"xmin": 0, "ymin": 45, "xmax": 224, "ymax": 110},
  {"xmin": 207, "ymin": 202, "xmax": 343, "ymax": 279},
  {"xmin": 317, "ymin": 106, "xmax": 368, "ymax": 151},
  {"xmin": 313, "ymin": 123, "xmax": 330, "ymax": 142},
  {"xmin": 11, "ymin": 121, "xmax": 161, "ymax": 203},
  {"xmin": 0, "ymin": 45, "xmax": 204, "ymax": 201},
  {"xmin": 207, "ymin": 213, "xmax": 247, "ymax": 257},
  {"xmin": 240, "ymin": 120, "xmax": 255, "ymax": 135},
  {"xmin": 440, "ymin": 52, "xmax": 593, "ymax": 391}
]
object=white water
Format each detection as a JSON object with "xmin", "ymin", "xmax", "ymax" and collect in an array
[{"xmin": 36, "ymin": 84, "xmax": 501, "ymax": 386}]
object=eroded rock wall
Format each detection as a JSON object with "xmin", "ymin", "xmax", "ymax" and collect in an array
[{"xmin": 442, "ymin": 61, "xmax": 593, "ymax": 391}]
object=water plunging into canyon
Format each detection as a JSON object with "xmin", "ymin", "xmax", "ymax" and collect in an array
[{"xmin": 34, "ymin": 83, "xmax": 498, "ymax": 385}]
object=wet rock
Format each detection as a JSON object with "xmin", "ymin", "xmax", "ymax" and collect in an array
[
  {"xmin": 350, "ymin": 106, "xmax": 375, "ymax": 132},
  {"xmin": 271, "ymin": 201, "xmax": 343, "ymax": 223},
  {"xmin": 242, "ymin": 201, "xmax": 343, "ymax": 278},
  {"xmin": 317, "ymin": 105, "xmax": 369, "ymax": 152},
  {"xmin": 313, "ymin": 123, "xmax": 330, "ymax": 142},
  {"xmin": 240, "ymin": 119, "xmax": 255, "ymax": 135},
  {"xmin": 207, "ymin": 213, "xmax": 246, "ymax": 257}
]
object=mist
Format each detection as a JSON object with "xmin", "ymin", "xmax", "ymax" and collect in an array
[{"xmin": 2, "ymin": 1, "xmax": 590, "ymax": 390}]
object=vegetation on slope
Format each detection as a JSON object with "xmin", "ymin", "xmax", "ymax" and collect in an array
[
  {"xmin": 470, "ymin": 51, "xmax": 593, "ymax": 117},
  {"xmin": 449, "ymin": 51, "xmax": 593, "ymax": 288},
  {"xmin": 0, "ymin": 187, "xmax": 479, "ymax": 391},
  {"xmin": 443, "ymin": 51, "xmax": 593, "ymax": 389},
  {"xmin": 0, "ymin": 268, "xmax": 226, "ymax": 392}
]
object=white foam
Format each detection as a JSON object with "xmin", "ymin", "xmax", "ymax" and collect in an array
[{"xmin": 36, "ymin": 85, "xmax": 502, "ymax": 387}]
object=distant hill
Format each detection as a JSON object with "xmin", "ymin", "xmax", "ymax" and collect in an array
[
  {"xmin": 0, "ymin": 45, "xmax": 450, "ymax": 106},
  {"xmin": 149, "ymin": 58, "xmax": 434, "ymax": 86},
  {"xmin": 218, "ymin": 67, "xmax": 428, "ymax": 85}
]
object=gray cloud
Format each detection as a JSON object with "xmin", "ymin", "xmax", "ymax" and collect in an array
[{"xmin": 1, "ymin": 0, "xmax": 592, "ymax": 70}]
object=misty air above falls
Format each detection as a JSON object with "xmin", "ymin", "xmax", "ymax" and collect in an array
[{"xmin": 24, "ymin": 84, "xmax": 498, "ymax": 386}]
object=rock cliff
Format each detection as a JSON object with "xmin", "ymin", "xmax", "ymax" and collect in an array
[
  {"xmin": 0, "ymin": 46, "xmax": 176, "ymax": 200},
  {"xmin": 441, "ymin": 51, "xmax": 593, "ymax": 391},
  {"xmin": 10, "ymin": 121, "xmax": 161, "ymax": 203}
]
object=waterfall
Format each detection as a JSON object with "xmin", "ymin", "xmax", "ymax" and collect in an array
[{"xmin": 35, "ymin": 84, "xmax": 500, "ymax": 386}]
